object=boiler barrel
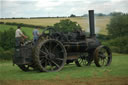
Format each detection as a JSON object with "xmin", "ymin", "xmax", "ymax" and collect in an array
[{"xmin": 64, "ymin": 42, "xmax": 87, "ymax": 52}]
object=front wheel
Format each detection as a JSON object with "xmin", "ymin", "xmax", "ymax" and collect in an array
[{"xmin": 94, "ymin": 45, "xmax": 112, "ymax": 67}]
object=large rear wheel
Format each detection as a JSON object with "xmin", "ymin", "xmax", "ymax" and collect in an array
[{"xmin": 34, "ymin": 39, "xmax": 67, "ymax": 72}]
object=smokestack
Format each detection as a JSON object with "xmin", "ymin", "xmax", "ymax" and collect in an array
[{"xmin": 89, "ymin": 10, "xmax": 95, "ymax": 37}]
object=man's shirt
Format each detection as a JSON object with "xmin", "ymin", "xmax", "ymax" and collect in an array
[
  {"xmin": 15, "ymin": 29, "xmax": 23, "ymax": 38},
  {"xmin": 33, "ymin": 29, "xmax": 39, "ymax": 38}
]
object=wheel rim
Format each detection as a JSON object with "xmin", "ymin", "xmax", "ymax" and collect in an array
[
  {"xmin": 94, "ymin": 45, "xmax": 112, "ymax": 67},
  {"xmin": 37, "ymin": 39, "xmax": 67, "ymax": 72}
]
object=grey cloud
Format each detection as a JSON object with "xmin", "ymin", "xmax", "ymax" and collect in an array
[
  {"xmin": 1, "ymin": 0, "xmax": 37, "ymax": 17},
  {"xmin": 0, "ymin": 0, "xmax": 128, "ymax": 18}
]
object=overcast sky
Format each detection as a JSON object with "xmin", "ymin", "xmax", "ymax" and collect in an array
[{"xmin": 0, "ymin": 0, "xmax": 128, "ymax": 18}]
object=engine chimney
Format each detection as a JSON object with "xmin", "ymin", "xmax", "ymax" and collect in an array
[{"xmin": 89, "ymin": 10, "xmax": 95, "ymax": 37}]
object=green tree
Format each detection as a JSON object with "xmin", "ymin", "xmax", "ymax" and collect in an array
[
  {"xmin": 106, "ymin": 13, "xmax": 128, "ymax": 53},
  {"xmin": 70, "ymin": 14, "xmax": 76, "ymax": 17},
  {"xmin": 0, "ymin": 28, "xmax": 30, "ymax": 60},
  {"xmin": 0, "ymin": 28, "xmax": 15, "ymax": 50},
  {"xmin": 0, "ymin": 28, "xmax": 16, "ymax": 60},
  {"xmin": 53, "ymin": 19, "xmax": 81, "ymax": 32},
  {"xmin": 107, "ymin": 14, "xmax": 128, "ymax": 38},
  {"xmin": 109, "ymin": 12, "xmax": 123, "ymax": 16}
]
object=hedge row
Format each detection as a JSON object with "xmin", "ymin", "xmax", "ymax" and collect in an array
[
  {"xmin": 0, "ymin": 28, "xmax": 15, "ymax": 60},
  {"xmin": 0, "ymin": 21, "xmax": 46, "ymax": 29},
  {"xmin": 102, "ymin": 36, "xmax": 128, "ymax": 53},
  {"xmin": 0, "ymin": 28, "xmax": 31, "ymax": 60},
  {"xmin": 0, "ymin": 48, "xmax": 14, "ymax": 60}
]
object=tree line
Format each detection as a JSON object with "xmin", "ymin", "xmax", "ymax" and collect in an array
[
  {"xmin": 1, "ymin": 12, "xmax": 127, "ymax": 19},
  {"xmin": 0, "ymin": 22, "xmax": 46, "ymax": 29}
]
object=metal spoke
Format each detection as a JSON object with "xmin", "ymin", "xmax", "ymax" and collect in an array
[
  {"xmin": 104, "ymin": 52, "xmax": 108, "ymax": 56},
  {"xmin": 40, "ymin": 50, "xmax": 47, "ymax": 55},
  {"xmin": 50, "ymin": 60, "xmax": 60, "ymax": 68},
  {"xmin": 48, "ymin": 61, "xmax": 53, "ymax": 71},
  {"xmin": 104, "ymin": 59, "xmax": 107, "ymax": 65},
  {"xmin": 40, "ymin": 58, "xmax": 44, "ymax": 63},
  {"xmin": 101, "ymin": 48, "xmax": 106, "ymax": 54},
  {"xmin": 75, "ymin": 55, "xmax": 88, "ymax": 66},
  {"xmin": 40, "ymin": 55, "xmax": 48, "ymax": 59},
  {"xmin": 55, "ymin": 58, "xmax": 64, "ymax": 61},
  {"xmin": 80, "ymin": 59, "xmax": 83, "ymax": 64},
  {"xmin": 104, "ymin": 57, "xmax": 108, "ymax": 65},
  {"xmin": 103, "ymin": 59, "xmax": 105, "ymax": 65},
  {"xmin": 40, "ymin": 57, "xmax": 47, "ymax": 63},
  {"xmin": 99, "ymin": 58, "xmax": 102, "ymax": 65},
  {"xmin": 78, "ymin": 59, "xmax": 82, "ymax": 63},
  {"xmin": 42, "ymin": 45, "xmax": 49, "ymax": 53},
  {"xmin": 52, "ymin": 43, "xmax": 60, "ymax": 52},
  {"xmin": 55, "ymin": 50, "xmax": 64, "ymax": 54},
  {"xmin": 102, "ymin": 54, "xmax": 108, "ymax": 65},
  {"xmin": 48, "ymin": 41, "xmax": 52, "ymax": 52},
  {"xmin": 44, "ymin": 60, "xmax": 48, "ymax": 67}
]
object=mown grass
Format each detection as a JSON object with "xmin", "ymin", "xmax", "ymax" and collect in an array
[
  {"xmin": 0, "ymin": 53, "xmax": 128, "ymax": 80},
  {"xmin": 0, "ymin": 16, "xmax": 110, "ymax": 35}
]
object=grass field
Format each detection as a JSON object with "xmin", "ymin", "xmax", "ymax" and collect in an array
[
  {"xmin": 0, "ymin": 16, "xmax": 110, "ymax": 35},
  {"xmin": 0, "ymin": 53, "xmax": 128, "ymax": 80},
  {"xmin": 0, "ymin": 53, "xmax": 128, "ymax": 85}
]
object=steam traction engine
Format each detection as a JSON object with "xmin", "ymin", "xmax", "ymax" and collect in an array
[{"xmin": 13, "ymin": 10, "xmax": 112, "ymax": 72}]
